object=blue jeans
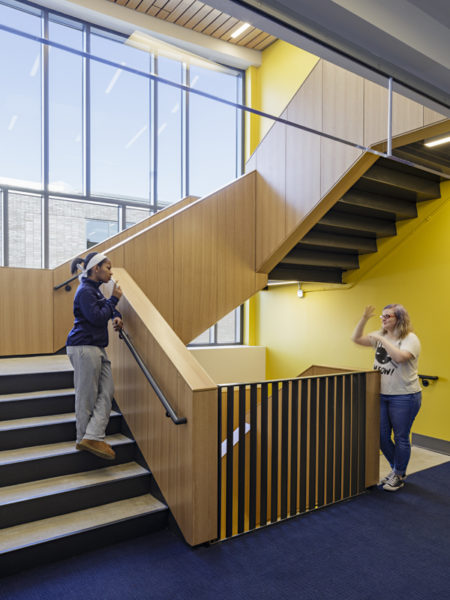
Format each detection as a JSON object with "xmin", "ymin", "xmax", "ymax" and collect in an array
[{"xmin": 379, "ymin": 392, "xmax": 422, "ymax": 476}]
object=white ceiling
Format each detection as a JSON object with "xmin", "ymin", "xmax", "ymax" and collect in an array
[{"xmin": 206, "ymin": 0, "xmax": 450, "ymax": 114}]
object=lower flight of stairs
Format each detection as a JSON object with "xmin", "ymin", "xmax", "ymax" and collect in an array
[{"xmin": 0, "ymin": 358, "xmax": 168, "ymax": 577}]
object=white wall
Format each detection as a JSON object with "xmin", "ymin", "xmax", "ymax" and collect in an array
[{"xmin": 189, "ymin": 346, "xmax": 266, "ymax": 385}]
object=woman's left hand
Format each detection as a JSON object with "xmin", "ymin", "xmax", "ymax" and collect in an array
[{"xmin": 112, "ymin": 317, "xmax": 123, "ymax": 331}]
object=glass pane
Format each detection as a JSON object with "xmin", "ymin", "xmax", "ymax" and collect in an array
[
  {"xmin": 0, "ymin": 1, "xmax": 41, "ymax": 33},
  {"xmin": 8, "ymin": 192, "xmax": 42, "ymax": 267},
  {"xmin": 90, "ymin": 28, "xmax": 149, "ymax": 71},
  {"xmin": 156, "ymin": 57, "xmax": 182, "ymax": 207},
  {"xmin": 0, "ymin": 30, "xmax": 42, "ymax": 188},
  {"xmin": 49, "ymin": 15, "xmax": 83, "ymax": 50},
  {"xmin": 188, "ymin": 66, "xmax": 241, "ymax": 198},
  {"xmin": 48, "ymin": 39, "xmax": 84, "ymax": 194},
  {"xmin": 216, "ymin": 309, "xmax": 240, "ymax": 344},
  {"xmin": 190, "ymin": 328, "xmax": 211, "ymax": 345},
  {"xmin": 126, "ymin": 206, "xmax": 152, "ymax": 228},
  {"xmin": 49, "ymin": 198, "xmax": 118, "ymax": 267},
  {"xmin": 90, "ymin": 52, "xmax": 150, "ymax": 201}
]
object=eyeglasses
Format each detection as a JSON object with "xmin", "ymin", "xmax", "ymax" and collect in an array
[{"xmin": 380, "ymin": 313, "xmax": 395, "ymax": 320}]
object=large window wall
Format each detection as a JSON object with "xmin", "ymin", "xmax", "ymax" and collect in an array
[{"xmin": 0, "ymin": 0, "xmax": 244, "ymax": 345}]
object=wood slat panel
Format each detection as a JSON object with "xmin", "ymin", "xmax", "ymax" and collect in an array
[
  {"xmin": 193, "ymin": 8, "xmax": 221, "ymax": 32},
  {"xmin": 184, "ymin": 4, "xmax": 214, "ymax": 29},
  {"xmin": 166, "ymin": 0, "xmax": 200, "ymax": 23},
  {"xmin": 0, "ymin": 268, "xmax": 54, "ymax": 356},
  {"xmin": 135, "ymin": 0, "xmax": 156, "ymax": 13},
  {"xmin": 201, "ymin": 13, "xmax": 230, "ymax": 36},
  {"xmin": 253, "ymin": 35, "xmax": 276, "ymax": 51},
  {"xmin": 212, "ymin": 17, "xmax": 239, "ymax": 39},
  {"xmin": 173, "ymin": 1, "xmax": 205, "ymax": 27}
]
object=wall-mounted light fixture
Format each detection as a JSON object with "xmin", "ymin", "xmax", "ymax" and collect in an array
[{"xmin": 297, "ymin": 283, "xmax": 304, "ymax": 298}]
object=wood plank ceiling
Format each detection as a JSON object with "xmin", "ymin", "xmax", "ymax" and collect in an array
[{"xmin": 106, "ymin": 0, "xmax": 277, "ymax": 50}]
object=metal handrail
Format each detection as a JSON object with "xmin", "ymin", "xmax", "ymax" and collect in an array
[
  {"xmin": 418, "ymin": 374, "xmax": 439, "ymax": 387},
  {"xmin": 118, "ymin": 329, "xmax": 187, "ymax": 425},
  {"xmin": 54, "ymin": 274, "xmax": 78, "ymax": 291}
]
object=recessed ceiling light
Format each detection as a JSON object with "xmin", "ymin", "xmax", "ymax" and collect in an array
[
  {"xmin": 424, "ymin": 135, "xmax": 450, "ymax": 148},
  {"xmin": 230, "ymin": 23, "xmax": 250, "ymax": 39}
]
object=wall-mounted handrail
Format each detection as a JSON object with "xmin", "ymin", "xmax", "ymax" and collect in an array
[
  {"xmin": 419, "ymin": 374, "xmax": 439, "ymax": 387},
  {"xmin": 54, "ymin": 274, "xmax": 78, "ymax": 291},
  {"xmin": 118, "ymin": 329, "xmax": 187, "ymax": 425}
]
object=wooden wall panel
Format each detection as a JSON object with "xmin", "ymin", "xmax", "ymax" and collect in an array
[
  {"xmin": 321, "ymin": 62, "xmax": 364, "ymax": 197},
  {"xmin": 393, "ymin": 93, "xmax": 424, "ymax": 136},
  {"xmin": 424, "ymin": 107, "xmax": 448, "ymax": 126},
  {"xmin": 108, "ymin": 269, "xmax": 218, "ymax": 546},
  {"xmin": 123, "ymin": 219, "xmax": 174, "ymax": 327},
  {"xmin": 285, "ymin": 62, "xmax": 322, "ymax": 236},
  {"xmin": 365, "ymin": 372, "xmax": 380, "ymax": 487},
  {"xmin": 0, "ymin": 267, "xmax": 54, "ymax": 356},
  {"xmin": 173, "ymin": 198, "xmax": 218, "ymax": 344},
  {"xmin": 216, "ymin": 173, "xmax": 267, "ymax": 320},
  {"xmin": 255, "ymin": 121, "xmax": 286, "ymax": 269},
  {"xmin": 364, "ymin": 80, "xmax": 389, "ymax": 147}
]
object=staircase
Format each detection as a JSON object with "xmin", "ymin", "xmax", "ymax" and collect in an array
[
  {"xmin": 0, "ymin": 357, "xmax": 168, "ymax": 577},
  {"xmin": 269, "ymin": 143, "xmax": 447, "ymax": 284}
]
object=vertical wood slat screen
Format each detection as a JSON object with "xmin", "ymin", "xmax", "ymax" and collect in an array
[{"xmin": 218, "ymin": 373, "xmax": 367, "ymax": 540}]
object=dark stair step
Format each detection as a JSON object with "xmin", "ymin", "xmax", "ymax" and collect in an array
[
  {"xmin": 0, "ymin": 411, "xmax": 122, "ymax": 451},
  {"xmin": 269, "ymin": 264, "xmax": 343, "ymax": 284},
  {"xmin": 0, "ymin": 494, "xmax": 168, "ymax": 577},
  {"xmin": 0, "ymin": 434, "xmax": 136, "ymax": 487},
  {"xmin": 282, "ymin": 247, "xmax": 359, "ymax": 269},
  {"xmin": 301, "ymin": 230, "xmax": 377, "ymax": 254},
  {"xmin": 362, "ymin": 164, "xmax": 441, "ymax": 200},
  {"xmin": 319, "ymin": 211, "xmax": 396, "ymax": 237},
  {"xmin": 0, "ymin": 389, "xmax": 75, "ymax": 420},
  {"xmin": 0, "ymin": 462, "xmax": 152, "ymax": 528},
  {"xmin": 338, "ymin": 190, "xmax": 417, "ymax": 220},
  {"xmin": 0, "ymin": 369, "xmax": 73, "ymax": 395}
]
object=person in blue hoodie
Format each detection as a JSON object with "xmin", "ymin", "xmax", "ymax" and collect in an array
[{"xmin": 66, "ymin": 252, "xmax": 123, "ymax": 460}]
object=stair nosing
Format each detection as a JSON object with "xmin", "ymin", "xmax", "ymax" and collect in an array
[
  {"xmin": 0, "ymin": 410, "xmax": 121, "ymax": 431},
  {"xmin": 0, "ymin": 433, "xmax": 133, "ymax": 466},
  {"xmin": 0, "ymin": 388, "xmax": 75, "ymax": 402},
  {"xmin": 0, "ymin": 462, "xmax": 150, "ymax": 506},
  {"xmin": 0, "ymin": 494, "xmax": 167, "ymax": 555}
]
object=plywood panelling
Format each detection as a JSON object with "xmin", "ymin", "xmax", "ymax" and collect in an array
[
  {"xmin": 424, "ymin": 107, "xmax": 447, "ymax": 126},
  {"xmin": 216, "ymin": 175, "xmax": 266, "ymax": 320},
  {"xmin": 173, "ymin": 195, "xmax": 218, "ymax": 343},
  {"xmin": 123, "ymin": 218, "xmax": 175, "ymax": 327},
  {"xmin": 285, "ymin": 62, "xmax": 322, "ymax": 236},
  {"xmin": 321, "ymin": 62, "xmax": 364, "ymax": 197},
  {"xmin": 108, "ymin": 268, "xmax": 217, "ymax": 545},
  {"xmin": 0, "ymin": 268, "xmax": 54, "ymax": 356},
  {"xmin": 255, "ymin": 121, "xmax": 286, "ymax": 268},
  {"xmin": 393, "ymin": 93, "xmax": 424, "ymax": 136}
]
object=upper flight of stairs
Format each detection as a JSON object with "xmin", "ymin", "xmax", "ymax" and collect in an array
[
  {"xmin": 0, "ymin": 357, "xmax": 168, "ymax": 577},
  {"xmin": 270, "ymin": 140, "xmax": 449, "ymax": 284}
]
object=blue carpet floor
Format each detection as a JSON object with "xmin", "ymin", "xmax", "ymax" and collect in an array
[{"xmin": 1, "ymin": 461, "xmax": 449, "ymax": 600}]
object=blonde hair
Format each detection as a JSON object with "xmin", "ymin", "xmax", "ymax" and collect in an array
[{"xmin": 382, "ymin": 304, "xmax": 413, "ymax": 339}]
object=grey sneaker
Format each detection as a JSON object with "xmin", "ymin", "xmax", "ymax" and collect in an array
[
  {"xmin": 380, "ymin": 470, "xmax": 395, "ymax": 485},
  {"xmin": 383, "ymin": 473, "xmax": 405, "ymax": 492}
]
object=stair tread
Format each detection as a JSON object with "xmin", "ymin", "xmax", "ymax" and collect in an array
[
  {"xmin": 0, "ymin": 388, "xmax": 75, "ymax": 402},
  {"xmin": 0, "ymin": 494, "xmax": 166, "ymax": 554},
  {"xmin": 0, "ymin": 462, "xmax": 149, "ymax": 506},
  {"xmin": 0, "ymin": 411, "xmax": 120, "ymax": 430},
  {"xmin": 0, "ymin": 433, "xmax": 132, "ymax": 466},
  {"xmin": 0, "ymin": 355, "xmax": 72, "ymax": 376}
]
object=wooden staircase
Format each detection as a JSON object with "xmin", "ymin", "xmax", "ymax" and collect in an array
[
  {"xmin": 269, "ymin": 148, "xmax": 447, "ymax": 284},
  {"xmin": 0, "ymin": 358, "xmax": 167, "ymax": 577}
]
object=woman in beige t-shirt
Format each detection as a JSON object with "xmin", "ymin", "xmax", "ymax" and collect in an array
[{"xmin": 352, "ymin": 304, "xmax": 421, "ymax": 492}]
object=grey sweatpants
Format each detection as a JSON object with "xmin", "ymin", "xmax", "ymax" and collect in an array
[{"xmin": 67, "ymin": 345, "xmax": 114, "ymax": 443}]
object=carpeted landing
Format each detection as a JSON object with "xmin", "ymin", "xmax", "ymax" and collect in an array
[{"xmin": 1, "ymin": 461, "xmax": 449, "ymax": 600}]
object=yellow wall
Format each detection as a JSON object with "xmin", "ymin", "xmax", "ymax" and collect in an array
[
  {"xmin": 251, "ymin": 180, "xmax": 450, "ymax": 442},
  {"xmin": 245, "ymin": 41, "xmax": 319, "ymax": 160}
]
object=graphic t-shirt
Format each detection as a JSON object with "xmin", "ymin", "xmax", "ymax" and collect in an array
[{"xmin": 371, "ymin": 332, "xmax": 421, "ymax": 395}]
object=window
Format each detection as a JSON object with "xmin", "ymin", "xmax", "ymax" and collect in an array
[
  {"xmin": 190, "ymin": 307, "xmax": 243, "ymax": 345},
  {"xmin": 0, "ymin": 0, "xmax": 244, "ymax": 344}
]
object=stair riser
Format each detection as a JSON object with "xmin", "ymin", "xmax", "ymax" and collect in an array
[
  {"xmin": 0, "ymin": 395, "xmax": 75, "ymax": 420},
  {"xmin": 0, "ymin": 415, "xmax": 122, "ymax": 451},
  {"xmin": 0, "ymin": 371, "xmax": 73, "ymax": 395},
  {"xmin": 0, "ymin": 443, "xmax": 136, "ymax": 487},
  {"xmin": 0, "ymin": 475, "xmax": 152, "ymax": 529},
  {"xmin": 0, "ymin": 510, "xmax": 168, "ymax": 578}
]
